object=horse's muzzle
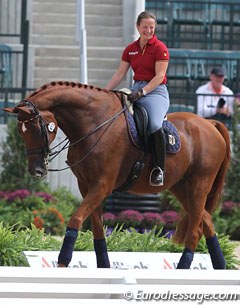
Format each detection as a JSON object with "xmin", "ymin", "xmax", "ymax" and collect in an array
[
  {"xmin": 29, "ymin": 165, "xmax": 47, "ymax": 179},
  {"xmin": 28, "ymin": 155, "xmax": 48, "ymax": 178},
  {"xmin": 28, "ymin": 160, "xmax": 48, "ymax": 179}
]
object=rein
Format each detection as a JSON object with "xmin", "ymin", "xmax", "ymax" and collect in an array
[
  {"xmin": 20, "ymin": 94, "xmax": 129, "ymax": 172},
  {"xmin": 48, "ymin": 105, "xmax": 128, "ymax": 172},
  {"xmin": 49, "ymin": 105, "xmax": 127, "ymax": 160}
]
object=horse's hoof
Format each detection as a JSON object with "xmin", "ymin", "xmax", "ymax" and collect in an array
[
  {"xmin": 58, "ymin": 263, "xmax": 67, "ymax": 267},
  {"xmin": 177, "ymin": 248, "xmax": 194, "ymax": 269}
]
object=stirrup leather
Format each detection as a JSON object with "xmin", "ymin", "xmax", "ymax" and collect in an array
[{"xmin": 149, "ymin": 166, "xmax": 164, "ymax": 186}]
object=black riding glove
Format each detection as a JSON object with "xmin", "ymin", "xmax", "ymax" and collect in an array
[{"xmin": 128, "ymin": 89, "xmax": 146, "ymax": 103}]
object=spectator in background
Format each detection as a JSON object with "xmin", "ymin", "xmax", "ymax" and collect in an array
[{"xmin": 196, "ymin": 67, "xmax": 234, "ymax": 124}]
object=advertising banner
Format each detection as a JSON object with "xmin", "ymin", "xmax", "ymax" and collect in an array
[{"xmin": 24, "ymin": 251, "xmax": 213, "ymax": 270}]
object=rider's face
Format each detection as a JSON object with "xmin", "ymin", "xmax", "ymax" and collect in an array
[{"xmin": 137, "ymin": 18, "xmax": 155, "ymax": 41}]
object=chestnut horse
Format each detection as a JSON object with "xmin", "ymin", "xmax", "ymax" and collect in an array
[{"xmin": 3, "ymin": 81, "xmax": 230, "ymax": 269}]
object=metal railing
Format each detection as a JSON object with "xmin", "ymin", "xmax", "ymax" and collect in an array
[
  {"xmin": 0, "ymin": 87, "xmax": 34, "ymax": 124},
  {"xmin": 146, "ymin": 0, "xmax": 240, "ymax": 50},
  {"xmin": 167, "ymin": 49, "xmax": 240, "ymax": 106},
  {"xmin": 0, "ymin": 0, "xmax": 27, "ymax": 39},
  {"xmin": 0, "ymin": 0, "xmax": 29, "ymax": 92}
]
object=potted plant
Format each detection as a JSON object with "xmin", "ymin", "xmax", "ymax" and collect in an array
[
  {"xmin": 32, "ymin": 207, "xmax": 65, "ymax": 235},
  {"xmin": 220, "ymin": 201, "xmax": 237, "ymax": 216},
  {"xmin": 102, "ymin": 212, "xmax": 118, "ymax": 235},
  {"xmin": 117, "ymin": 210, "xmax": 144, "ymax": 231},
  {"xmin": 224, "ymin": 104, "xmax": 240, "ymax": 202},
  {"xmin": 141, "ymin": 212, "xmax": 164, "ymax": 232},
  {"xmin": 218, "ymin": 201, "xmax": 240, "ymax": 240},
  {"xmin": 160, "ymin": 210, "xmax": 180, "ymax": 238}
]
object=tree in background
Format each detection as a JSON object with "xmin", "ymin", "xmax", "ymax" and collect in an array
[
  {"xmin": 0, "ymin": 119, "xmax": 49, "ymax": 191},
  {"xmin": 224, "ymin": 103, "xmax": 240, "ymax": 202}
]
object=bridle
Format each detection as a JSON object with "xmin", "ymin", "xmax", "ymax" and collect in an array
[
  {"xmin": 18, "ymin": 100, "xmax": 51, "ymax": 160},
  {"xmin": 17, "ymin": 95, "xmax": 129, "ymax": 172}
]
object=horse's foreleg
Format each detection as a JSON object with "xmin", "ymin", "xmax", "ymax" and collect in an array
[
  {"xmin": 58, "ymin": 191, "xmax": 107, "ymax": 267},
  {"xmin": 91, "ymin": 205, "xmax": 110, "ymax": 268},
  {"xmin": 203, "ymin": 211, "xmax": 226, "ymax": 269},
  {"xmin": 58, "ymin": 227, "xmax": 78, "ymax": 267}
]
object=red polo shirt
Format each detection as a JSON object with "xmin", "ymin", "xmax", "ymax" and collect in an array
[{"xmin": 121, "ymin": 35, "xmax": 169, "ymax": 84}]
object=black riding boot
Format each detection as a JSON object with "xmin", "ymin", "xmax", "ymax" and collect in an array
[{"xmin": 149, "ymin": 128, "xmax": 166, "ymax": 186}]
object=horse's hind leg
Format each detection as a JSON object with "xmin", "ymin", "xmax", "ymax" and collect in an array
[
  {"xmin": 202, "ymin": 122, "xmax": 229, "ymax": 269},
  {"xmin": 203, "ymin": 206, "xmax": 226, "ymax": 269},
  {"xmin": 90, "ymin": 205, "xmax": 110, "ymax": 268},
  {"xmin": 174, "ymin": 180, "xmax": 225, "ymax": 269},
  {"xmin": 176, "ymin": 208, "xmax": 204, "ymax": 270},
  {"xmin": 205, "ymin": 232, "xmax": 226, "ymax": 269},
  {"xmin": 177, "ymin": 209, "xmax": 226, "ymax": 269},
  {"xmin": 171, "ymin": 182, "xmax": 207, "ymax": 269}
]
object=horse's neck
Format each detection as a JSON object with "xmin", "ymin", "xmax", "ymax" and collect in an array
[{"xmin": 39, "ymin": 88, "xmax": 119, "ymax": 142}]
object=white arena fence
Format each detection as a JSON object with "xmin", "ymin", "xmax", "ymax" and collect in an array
[{"xmin": 0, "ymin": 267, "xmax": 239, "ymax": 305}]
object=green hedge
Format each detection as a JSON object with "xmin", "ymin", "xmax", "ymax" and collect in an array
[{"xmin": 0, "ymin": 223, "xmax": 239, "ymax": 269}]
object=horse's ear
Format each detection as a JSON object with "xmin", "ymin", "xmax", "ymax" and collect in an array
[
  {"xmin": 2, "ymin": 107, "xmax": 16, "ymax": 113},
  {"xmin": 2, "ymin": 105, "xmax": 33, "ymax": 115}
]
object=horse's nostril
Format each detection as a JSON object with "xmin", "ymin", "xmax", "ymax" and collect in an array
[
  {"xmin": 29, "ymin": 166, "xmax": 45, "ymax": 178},
  {"xmin": 35, "ymin": 170, "xmax": 44, "ymax": 178}
]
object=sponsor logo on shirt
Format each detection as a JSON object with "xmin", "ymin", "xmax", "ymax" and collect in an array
[{"xmin": 129, "ymin": 51, "xmax": 138, "ymax": 55}]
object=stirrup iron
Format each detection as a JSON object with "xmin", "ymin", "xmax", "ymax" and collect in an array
[{"xmin": 149, "ymin": 166, "xmax": 164, "ymax": 186}]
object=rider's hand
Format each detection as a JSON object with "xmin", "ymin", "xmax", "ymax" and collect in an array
[
  {"xmin": 128, "ymin": 89, "xmax": 146, "ymax": 103},
  {"xmin": 217, "ymin": 106, "xmax": 231, "ymax": 116}
]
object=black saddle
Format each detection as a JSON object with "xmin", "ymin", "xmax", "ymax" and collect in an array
[
  {"xmin": 113, "ymin": 100, "xmax": 181, "ymax": 193},
  {"xmin": 133, "ymin": 103, "xmax": 149, "ymax": 149},
  {"xmin": 125, "ymin": 104, "xmax": 181, "ymax": 154}
]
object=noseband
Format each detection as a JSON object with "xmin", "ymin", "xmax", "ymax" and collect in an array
[{"xmin": 18, "ymin": 100, "xmax": 51, "ymax": 159}]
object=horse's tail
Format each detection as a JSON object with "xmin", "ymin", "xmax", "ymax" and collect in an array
[
  {"xmin": 204, "ymin": 120, "xmax": 231, "ymax": 214},
  {"xmin": 173, "ymin": 120, "xmax": 231, "ymax": 245}
]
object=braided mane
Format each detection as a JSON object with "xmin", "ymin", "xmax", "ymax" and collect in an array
[{"xmin": 27, "ymin": 81, "xmax": 106, "ymax": 99}]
